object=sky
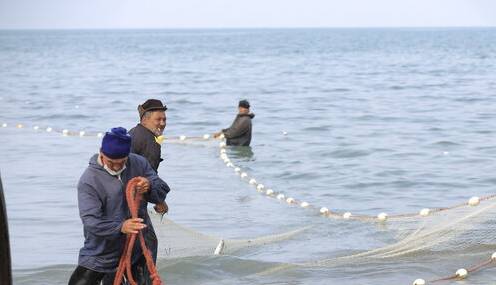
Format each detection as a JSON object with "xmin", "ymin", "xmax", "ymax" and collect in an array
[{"xmin": 0, "ymin": 0, "xmax": 495, "ymax": 29}]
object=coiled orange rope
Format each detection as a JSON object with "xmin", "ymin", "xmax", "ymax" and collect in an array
[{"xmin": 113, "ymin": 177, "xmax": 163, "ymax": 285}]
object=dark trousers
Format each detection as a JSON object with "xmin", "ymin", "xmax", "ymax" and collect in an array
[{"xmin": 68, "ymin": 256, "xmax": 151, "ymax": 285}]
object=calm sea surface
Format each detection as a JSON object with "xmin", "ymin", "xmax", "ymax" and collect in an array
[{"xmin": 1, "ymin": 28, "xmax": 496, "ymax": 284}]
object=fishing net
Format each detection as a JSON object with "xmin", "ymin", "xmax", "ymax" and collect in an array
[
  {"xmin": 150, "ymin": 212, "xmax": 308, "ymax": 259},
  {"xmin": 254, "ymin": 196, "xmax": 496, "ymax": 283}
]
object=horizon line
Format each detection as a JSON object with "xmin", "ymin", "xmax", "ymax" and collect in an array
[{"xmin": 1, "ymin": 25, "xmax": 496, "ymax": 31}]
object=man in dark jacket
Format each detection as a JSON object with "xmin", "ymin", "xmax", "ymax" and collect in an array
[
  {"xmin": 69, "ymin": 127, "xmax": 170, "ymax": 285},
  {"xmin": 129, "ymin": 99, "xmax": 168, "ymax": 265},
  {"xmin": 214, "ymin": 100, "xmax": 255, "ymax": 146},
  {"xmin": 129, "ymin": 99, "xmax": 167, "ymax": 172}
]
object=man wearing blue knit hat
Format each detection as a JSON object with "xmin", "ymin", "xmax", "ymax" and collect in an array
[{"xmin": 69, "ymin": 127, "xmax": 170, "ymax": 285}]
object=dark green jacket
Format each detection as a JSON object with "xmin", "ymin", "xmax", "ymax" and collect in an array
[{"xmin": 222, "ymin": 113, "xmax": 255, "ymax": 146}]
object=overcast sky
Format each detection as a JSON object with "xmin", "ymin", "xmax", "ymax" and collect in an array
[{"xmin": 0, "ymin": 0, "xmax": 495, "ymax": 29}]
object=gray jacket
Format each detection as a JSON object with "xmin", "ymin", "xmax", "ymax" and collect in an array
[
  {"xmin": 222, "ymin": 113, "xmax": 255, "ymax": 146},
  {"xmin": 77, "ymin": 153, "xmax": 170, "ymax": 272}
]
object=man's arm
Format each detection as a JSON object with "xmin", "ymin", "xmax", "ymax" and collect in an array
[
  {"xmin": 142, "ymin": 159, "xmax": 170, "ymax": 204},
  {"xmin": 78, "ymin": 182, "xmax": 124, "ymax": 237}
]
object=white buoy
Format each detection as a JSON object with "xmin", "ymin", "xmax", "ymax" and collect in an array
[
  {"xmin": 286, "ymin": 197, "xmax": 295, "ymax": 204},
  {"xmin": 226, "ymin": 162, "xmax": 234, "ymax": 168},
  {"xmin": 492, "ymin": 252, "xmax": 496, "ymax": 260},
  {"xmin": 219, "ymin": 142, "xmax": 226, "ymax": 148},
  {"xmin": 266, "ymin": 189, "xmax": 274, "ymax": 196},
  {"xmin": 219, "ymin": 133, "xmax": 225, "ymax": 139},
  {"xmin": 343, "ymin": 212, "xmax": 352, "ymax": 219},
  {"xmin": 220, "ymin": 153, "xmax": 228, "ymax": 160},
  {"xmin": 443, "ymin": 151, "xmax": 449, "ymax": 155},
  {"xmin": 234, "ymin": 167, "xmax": 241, "ymax": 173},
  {"xmin": 46, "ymin": 127, "xmax": 53, "ymax": 132},
  {"xmin": 62, "ymin": 129, "xmax": 69, "ymax": 136},
  {"xmin": 79, "ymin": 131, "xmax": 85, "ymax": 137},
  {"xmin": 455, "ymin": 268, "xmax": 468, "ymax": 279},
  {"xmin": 320, "ymin": 207, "xmax": 330, "ymax": 215},
  {"xmin": 468, "ymin": 196, "xmax": 480, "ymax": 206},
  {"xmin": 214, "ymin": 239, "xmax": 225, "ymax": 255},
  {"xmin": 282, "ymin": 131, "xmax": 288, "ymax": 135},
  {"xmin": 276, "ymin": 194, "xmax": 285, "ymax": 200},
  {"xmin": 179, "ymin": 135, "xmax": 186, "ymax": 141},
  {"xmin": 412, "ymin": 279, "xmax": 426, "ymax": 285},
  {"xmin": 1, "ymin": 123, "xmax": 7, "ymax": 127},
  {"xmin": 97, "ymin": 132, "xmax": 103, "ymax": 138},
  {"xmin": 240, "ymin": 172, "xmax": 248, "ymax": 178},
  {"xmin": 220, "ymin": 148, "xmax": 226, "ymax": 154},
  {"xmin": 256, "ymin": 184, "xmax": 265, "ymax": 191},
  {"xmin": 377, "ymin": 213, "xmax": 388, "ymax": 221},
  {"xmin": 419, "ymin": 208, "xmax": 430, "ymax": 217},
  {"xmin": 33, "ymin": 125, "xmax": 39, "ymax": 130},
  {"xmin": 75, "ymin": 105, "xmax": 79, "ymax": 109},
  {"xmin": 203, "ymin": 134, "xmax": 210, "ymax": 139},
  {"xmin": 16, "ymin": 124, "xmax": 23, "ymax": 128},
  {"xmin": 300, "ymin": 202, "xmax": 310, "ymax": 208},
  {"xmin": 249, "ymin": 178, "xmax": 257, "ymax": 185}
]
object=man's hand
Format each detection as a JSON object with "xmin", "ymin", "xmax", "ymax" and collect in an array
[
  {"xmin": 121, "ymin": 218, "xmax": 147, "ymax": 234},
  {"xmin": 154, "ymin": 201, "xmax": 168, "ymax": 214},
  {"xmin": 135, "ymin": 177, "xmax": 150, "ymax": 194}
]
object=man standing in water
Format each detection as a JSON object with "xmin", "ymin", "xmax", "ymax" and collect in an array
[
  {"xmin": 214, "ymin": 99, "xmax": 255, "ymax": 146},
  {"xmin": 129, "ymin": 99, "xmax": 169, "ymax": 263},
  {"xmin": 69, "ymin": 127, "xmax": 170, "ymax": 285}
]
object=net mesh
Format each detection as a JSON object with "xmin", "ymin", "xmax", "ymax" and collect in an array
[{"xmin": 150, "ymin": 212, "xmax": 309, "ymax": 259}]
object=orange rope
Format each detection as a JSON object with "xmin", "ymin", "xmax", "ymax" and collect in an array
[{"xmin": 113, "ymin": 177, "xmax": 163, "ymax": 285}]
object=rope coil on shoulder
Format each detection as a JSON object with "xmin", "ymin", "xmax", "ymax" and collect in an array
[{"xmin": 113, "ymin": 177, "xmax": 163, "ymax": 285}]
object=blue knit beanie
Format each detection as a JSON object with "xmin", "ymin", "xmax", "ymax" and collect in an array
[{"xmin": 101, "ymin": 127, "xmax": 132, "ymax": 159}]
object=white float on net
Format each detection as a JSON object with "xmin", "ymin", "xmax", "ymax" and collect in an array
[
  {"xmin": 219, "ymin": 142, "xmax": 227, "ymax": 148},
  {"xmin": 300, "ymin": 202, "xmax": 310, "ymax": 208},
  {"xmin": 79, "ymin": 131, "xmax": 85, "ymax": 137},
  {"xmin": 412, "ymin": 279, "xmax": 426, "ymax": 285},
  {"xmin": 419, "ymin": 208, "xmax": 430, "ymax": 217},
  {"xmin": 33, "ymin": 125, "xmax": 39, "ymax": 130},
  {"xmin": 286, "ymin": 197, "xmax": 295, "ymax": 204},
  {"xmin": 256, "ymin": 184, "xmax": 265, "ymax": 191},
  {"xmin": 277, "ymin": 194, "xmax": 285, "ymax": 200},
  {"xmin": 46, "ymin": 127, "xmax": 53, "ymax": 132},
  {"xmin": 1, "ymin": 123, "xmax": 7, "ymax": 128},
  {"xmin": 179, "ymin": 135, "xmax": 186, "ymax": 141},
  {"xmin": 491, "ymin": 252, "xmax": 496, "ymax": 260},
  {"xmin": 234, "ymin": 167, "xmax": 241, "ymax": 173},
  {"xmin": 343, "ymin": 212, "xmax": 352, "ymax": 219},
  {"xmin": 97, "ymin": 132, "xmax": 103, "ymax": 138},
  {"xmin": 62, "ymin": 129, "xmax": 69, "ymax": 136},
  {"xmin": 377, "ymin": 213, "xmax": 388, "ymax": 222},
  {"xmin": 240, "ymin": 172, "xmax": 248, "ymax": 178},
  {"xmin": 214, "ymin": 239, "xmax": 225, "ymax": 255},
  {"xmin": 249, "ymin": 178, "xmax": 257, "ymax": 185},
  {"xmin": 266, "ymin": 189, "xmax": 274, "ymax": 196},
  {"xmin": 468, "ymin": 196, "xmax": 480, "ymax": 206},
  {"xmin": 455, "ymin": 268, "xmax": 468, "ymax": 279},
  {"xmin": 320, "ymin": 207, "xmax": 329, "ymax": 215},
  {"xmin": 203, "ymin": 134, "xmax": 210, "ymax": 139}
]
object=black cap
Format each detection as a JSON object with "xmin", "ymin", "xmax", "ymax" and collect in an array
[
  {"xmin": 238, "ymin": 99, "xmax": 250, "ymax": 109},
  {"xmin": 138, "ymin": 99, "xmax": 167, "ymax": 119}
]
